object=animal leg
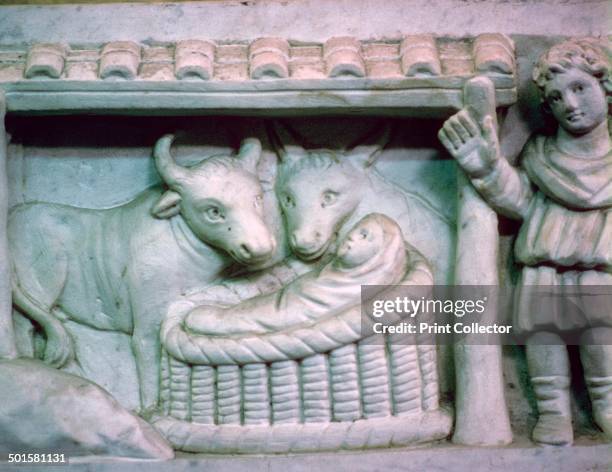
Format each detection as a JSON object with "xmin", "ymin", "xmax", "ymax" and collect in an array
[{"xmin": 131, "ymin": 316, "xmax": 163, "ymax": 414}]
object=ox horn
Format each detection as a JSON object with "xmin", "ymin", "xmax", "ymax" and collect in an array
[{"xmin": 153, "ymin": 134, "xmax": 189, "ymax": 188}]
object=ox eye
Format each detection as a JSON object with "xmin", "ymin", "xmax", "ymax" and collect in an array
[
  {"xmin": 204, "ymin": 206, "xmax": 224, "ymax": 222},
  {"xmin": 360, "ymin": 229, "xmax": 368, "ymax": 239},
  {"xmin": 321, "ymin": 190, "xmax": 338, "ymax": 208},
  {"xmin": 254, "ymin": 194, "xmax": 263, "ymax": 208}
]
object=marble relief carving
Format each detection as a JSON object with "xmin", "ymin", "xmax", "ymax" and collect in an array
[
  {"xmin": 9, "ymin": 135, "xmax": 276, "ymax": 412},
  {"xmin": 156, "ymin": 214, "xmax": 450, "ymax": 453},
  {"xmin": 0, "ymin": 34, "xmax": 514, "ymax": 82},
  {"xmin": 154, "ymin": 134, "xmax": 453, "ymax": 450},
  {"xmin": 0, "ymin": 33, "xmax": 609, "ymax": 460},
  {"xmin": 440, "ymin": 38, "xmax": 612, "ymax": 445}
]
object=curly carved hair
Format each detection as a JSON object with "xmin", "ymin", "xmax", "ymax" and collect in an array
[{"xmin": 532, "ymin": 38, "xmax": 611, "ymax": 98}]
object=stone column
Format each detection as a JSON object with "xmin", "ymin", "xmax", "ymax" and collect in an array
[
  {"xmin": 0, "ymin": 91, "xmax": 17, "ymax": 359},
  {"xmin": 452, "ymin": 77, "xmax": 512, "ymax": 445}
]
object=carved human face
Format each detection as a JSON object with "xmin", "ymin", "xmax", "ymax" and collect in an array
[
  {"xmin": 544, "ymin": 67, "xmax": 608, "ymax": 135},
  {"xmin": 335, "ymin": 218, "xmax": 383, "ymax": 269}
]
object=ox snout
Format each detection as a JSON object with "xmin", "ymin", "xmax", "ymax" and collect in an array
[{"xmin": 234, "ymin": 237, "xmax": 276, "ymax": 265}]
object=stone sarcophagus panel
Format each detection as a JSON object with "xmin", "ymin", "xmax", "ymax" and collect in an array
[{"xmin": 0, "ymin": 8, "xmax": 610, "ymax": 468}]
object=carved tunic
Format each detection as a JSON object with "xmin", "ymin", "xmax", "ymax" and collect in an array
[{"xmin": 471, "ymin": 135, "xmax": 612, "ymax": 332}]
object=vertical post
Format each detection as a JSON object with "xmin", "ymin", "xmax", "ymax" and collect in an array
[
  {"xmin": 452, "ymin": 77, "xmax": 512, "ymax": 445},
  {"xmin": 0, "ymin": 91, "xmax": 16, "ymax": 359}
]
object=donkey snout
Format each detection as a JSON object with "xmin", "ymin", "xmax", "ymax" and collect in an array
[{"xmin": 290, "ymin": 230, "xmax": 321, "ymax": 251}]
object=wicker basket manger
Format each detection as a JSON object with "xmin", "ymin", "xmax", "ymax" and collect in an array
[{"xmin": 154, "ymin": 253, "xmax": 452, "ymax": 453}]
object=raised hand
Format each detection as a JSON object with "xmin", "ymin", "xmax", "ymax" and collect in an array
[{"xmin": 438, "ymin": 110, "xmax": 500, "ymax": 178}]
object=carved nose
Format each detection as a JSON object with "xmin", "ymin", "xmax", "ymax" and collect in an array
[
  {"xmin": 239, "ymin": 244, "xmax": 253, "ymax": 259},
  {"xmin": 291, "ymin": 231, "xmax": 320, "ymax": 250},
  {"xmin": 238, "ymin": 238, "xmax": 275, "ymax": 261},
  {"xmin": 564, "ymin": 93, "xmax": 578, "ymax": 110}
]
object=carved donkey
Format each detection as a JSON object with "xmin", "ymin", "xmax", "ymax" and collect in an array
[
  {"xmin": 271, "ymin": 123, "xmax": 454, "ymax": 281},
  {"xmin": 8, "ymin": 135, "xmax": 276, "ymax": 410}
]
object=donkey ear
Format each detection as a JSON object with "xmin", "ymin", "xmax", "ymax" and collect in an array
[
  {"xmin": 151, "ymin": 190, "xmax": 182, "ymax": 219},
  {"xmin": 348, "ymin": 123, "xmax": 393, "ymax": 169},
  {"xmin": 236, "ymin": 138, "xmax": 262, "ymax": 174},
  {"xmin": 266, "ymin": 121, "xmax": 307, "ymax": 167}
]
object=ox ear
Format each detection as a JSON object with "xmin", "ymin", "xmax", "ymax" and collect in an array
[
  {"xmin": 267, "ymin": 121, "xmax": 307, "ymax": 167},
  {"xmin": 348, "ymin": 123, "xmax": 393, "ymax": 169},
  {"xmin": 236, "ymin": 138, "xmax": 263, "ymax": 174},
  {"xmin": 151, "ymin": 190, "xmax": 182, "ymax": 219}
]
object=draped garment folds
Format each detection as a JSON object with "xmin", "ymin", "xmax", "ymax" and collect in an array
[
  {"xmin": 183, "ymin": 213, "xmax": 408, "ymax": 337},
  {"xmin": 472, "ymin": 134, "xmax": 612, "ymax": 333}
]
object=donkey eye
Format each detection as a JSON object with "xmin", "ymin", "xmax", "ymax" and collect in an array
[
  {"xmin": 360, "ymin": 229, "xmax": 368, "ymax": 239},
  {"xmin": 321, "ymin": 191, "xmax": 338, "ymax": 208},
  {"xmin": 204, "ymin": 206, "xmax": 224, "ymax": 222},
  {"xmin": 283, "ymin": 194, "xmax": 295, "ymax": 209}
]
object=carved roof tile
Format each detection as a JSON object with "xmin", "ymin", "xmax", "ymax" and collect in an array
[
  {"xmin": 3, "ymin": 34, "xmax": 515, "ymax": 83},
  {"xmin": 0, "ymin": 35, "xmax": 517, "ymax": 113}
]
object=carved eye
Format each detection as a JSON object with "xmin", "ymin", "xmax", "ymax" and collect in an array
[
  {"xmin": 321, "ymin": 190, "xmax": 338, "ymax": 208},
  {"xmin": 254, "ymin": 195, "xmax": 263, "ymax": 208},
  {"xmin": 573, "ymin": 84, "xmax": 584, "ymax": 94},
  {"xmin": 204, "ymin": 206, "xmax": 224, "ymax": 222},
  {"xmin": 359, "ymin": 229, "xmax": 368, "ymax": 239}
]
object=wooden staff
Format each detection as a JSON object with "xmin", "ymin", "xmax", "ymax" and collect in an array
[{"xmin": 452, "ymin": 77, "xmax": 512, "ymax": 445}]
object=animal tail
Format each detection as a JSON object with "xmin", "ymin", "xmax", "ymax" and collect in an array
[{"xmin": 12, "ymin": 282, "xmax": 74, "ymax": 368}]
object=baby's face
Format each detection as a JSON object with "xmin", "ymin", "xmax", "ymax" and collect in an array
[{"xmin": 336, "ymin": 219, "xmax": 383, "ymax": 268}]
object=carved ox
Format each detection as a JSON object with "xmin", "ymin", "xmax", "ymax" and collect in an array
[
  {"xmin": 8, "ymin": 135, "xmax": 276, "ymax": 410},
  {"xmin": 271, "ymin": 123, "xmax": 454, "ymax": 281}
]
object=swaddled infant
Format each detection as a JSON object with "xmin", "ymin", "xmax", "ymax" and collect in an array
[{"xmin": 184, "ymin": 213, "xmax": 418, "ymax": 336}]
